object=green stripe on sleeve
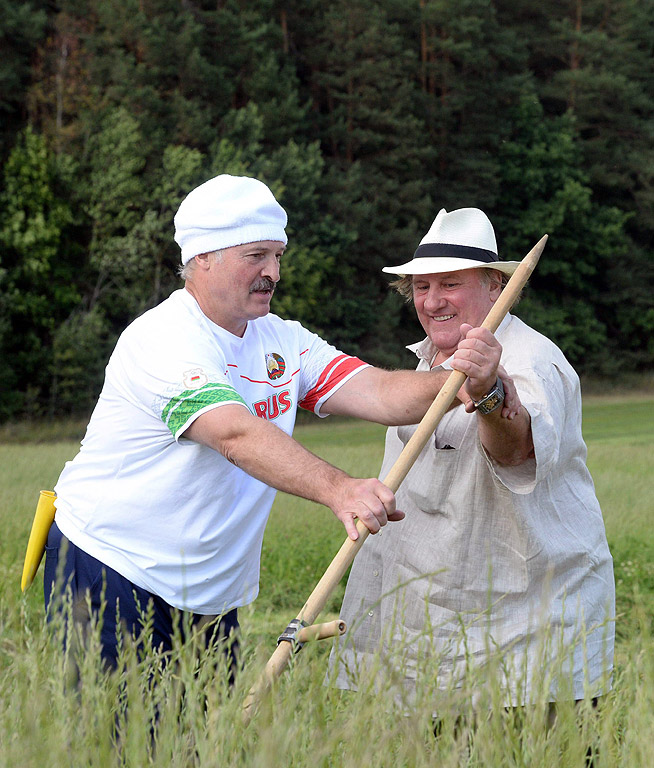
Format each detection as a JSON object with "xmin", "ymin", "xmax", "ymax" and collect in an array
[{"xmin": 162, "ymin": 383, "xmax": 247, "ymax": 435}]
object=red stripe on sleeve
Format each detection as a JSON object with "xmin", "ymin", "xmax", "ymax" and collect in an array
[{"xmin": 300, "ymin": 355, "xmax": 367, "ymax": 412}]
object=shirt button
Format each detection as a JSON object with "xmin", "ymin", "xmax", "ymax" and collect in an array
[
  {"xmin": 373, "ymin": 570, "xmax": 379, "ymax": 577},
  {"xmin": 368, "ymin": 610, "xmax": 374, "ymax": 617}
]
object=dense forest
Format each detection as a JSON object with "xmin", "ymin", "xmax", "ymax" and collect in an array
[{"xmin": 1, "ymin": 0, "xmax": 653, "ymax": 421}]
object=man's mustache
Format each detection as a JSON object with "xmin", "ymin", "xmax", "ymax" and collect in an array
[{"xmin": 250, "ymin": 278, "xmax": 276, "ymax": 293}]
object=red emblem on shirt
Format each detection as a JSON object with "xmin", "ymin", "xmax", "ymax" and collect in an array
[{"xmin": 266, "ymin": 353, "xmax": 286, "ymax": 380}]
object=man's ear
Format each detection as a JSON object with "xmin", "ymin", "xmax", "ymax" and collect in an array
[{"xmin": 195, "ymin": 252, "xmax": 211, "ymax": 270}]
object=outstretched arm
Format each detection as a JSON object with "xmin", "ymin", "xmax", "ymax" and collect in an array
[
  {"xmin": 184, "ymin": 404, "xmax": 404, "ymax": 540},
  {"xmin": 320, "ymin": 367, "xmax": 454, "ymax": 425},
  {"xmin": 321, "ymin": 364, "xmax": 521, "ymax": 425}
]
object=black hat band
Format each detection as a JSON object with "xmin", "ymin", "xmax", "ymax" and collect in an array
[{"xmin": 413, "ymin": 243, "xmax": 498, "ymax": 263}]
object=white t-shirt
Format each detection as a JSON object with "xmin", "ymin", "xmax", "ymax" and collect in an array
[{"xmin": 54, "ymin": 289, "xmax": 368, "ymax": 614}]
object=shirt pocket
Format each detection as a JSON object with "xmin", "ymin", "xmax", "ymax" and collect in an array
[
  {"xmin": 404, "ymin": 444, "xmax": 462, "ymax": 518},
  {"xmin": 396, "ymin": 420, "xmax": 466, "ymax": 518}
]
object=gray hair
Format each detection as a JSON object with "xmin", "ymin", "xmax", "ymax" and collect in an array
[
  {"xmin": 390, "ymin": 268, "xmax": 510, "ymax": 304},
  {"xmin": 178, "ymin": 250, "xmax": 225, "ymax": 281}
]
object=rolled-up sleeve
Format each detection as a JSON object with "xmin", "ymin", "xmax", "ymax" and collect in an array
[{"xmin": 481, "ymin": 363, "xmax": 570, "ymax": 495}]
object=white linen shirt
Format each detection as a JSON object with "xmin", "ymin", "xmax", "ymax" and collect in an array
[{"xmin": 330, "ymin": 314, "xmax": 615, "ymax": 706}]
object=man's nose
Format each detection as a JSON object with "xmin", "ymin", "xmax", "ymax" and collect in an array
[
  {"xmin": 424, "ymin": 286, "xmax": 446, "ymax": 310},
  {"xmin": 261, "ymin": 255, "xmax": 280, "ymax": 282}
]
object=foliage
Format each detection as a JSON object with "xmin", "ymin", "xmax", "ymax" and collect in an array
[
  {"xmin": 0, "ymin": 0, "xmax": 47, "ymax": 157},
  {"xmin": 0, "ymin": 127, "xmax": 78, "ymax": 417},
  {"xmin": 495, "ymin": 94, "xmax": 631, "ymax": 372},
  {"xmin": 51, "ymin": 307, "xmax": 112, "ymax": 415},
  {"xmin": 0, "ymin": 0, "xmax": 653, "ymax": 420}
]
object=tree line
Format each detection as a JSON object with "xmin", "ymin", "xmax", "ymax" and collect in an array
[{"xmin": 1, "ymin": 0, "xmax": 652, "ymax": 421}]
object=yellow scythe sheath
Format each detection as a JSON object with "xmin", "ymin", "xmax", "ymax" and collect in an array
[{"xmin": 21, "ymin": 490, "xmax": 56, "ymax": 592}]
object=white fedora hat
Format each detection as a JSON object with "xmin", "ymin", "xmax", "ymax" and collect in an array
[{"xmin": 383, "ymin": 208, "xmax": 521, "ymax": 276}]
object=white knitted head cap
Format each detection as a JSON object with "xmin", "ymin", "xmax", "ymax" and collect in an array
[{"xmin": 174, "ymin": 175, "xmax": 288, "ymax": 265}]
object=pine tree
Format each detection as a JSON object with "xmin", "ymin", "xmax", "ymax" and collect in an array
[
  {"xmin": 285, "ymin": 0, "xmax": 435, "ymax": 361},
  {"xmin": 417, "ymin": 0, "xmax": 527, "ymax": 210},
  {"xmin": 496, "ymin": 94, "xmax": 630, "ymax": 373},
  {"xmin": 0, "ymin": 0, "xmax": 47, "ymax": 158},
  {"xmin": 0, "ymin": 127, "xmax": 77, "ymax": 416}
]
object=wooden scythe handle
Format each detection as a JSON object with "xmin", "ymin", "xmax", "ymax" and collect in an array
[
  {"xmin": 242, "ymin": 234, "xmax": 548, "ymax": 721},
  {"xmin": 296, "ymin": 619, "xmax": 346, "ymax": 644}
]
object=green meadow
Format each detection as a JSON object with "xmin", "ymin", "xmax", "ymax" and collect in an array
[{"xmin": 1, "ymin": 396, "xmax": 653, "ymax": 766}]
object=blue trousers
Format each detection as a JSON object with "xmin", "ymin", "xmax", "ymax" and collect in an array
[{"xmin": 44, "ymin": 522, "xmax": 239, "ymax": 673}]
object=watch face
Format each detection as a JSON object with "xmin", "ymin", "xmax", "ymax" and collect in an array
[{"xmin": 477, "ymin": 388, "xmax": 504, "ymax": 414}]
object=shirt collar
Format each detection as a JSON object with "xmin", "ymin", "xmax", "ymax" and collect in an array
[{"xmin": 406, "ymin": 314, "xmax": 513, "ymax": 370}]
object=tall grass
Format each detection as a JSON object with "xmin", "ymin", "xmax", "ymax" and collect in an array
[{"xmin": 0, "ymin": 397, "xmax": 653, "ymax": 766}]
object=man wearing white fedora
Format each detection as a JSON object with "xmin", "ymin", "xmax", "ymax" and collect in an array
[{"xmin": 331, "ymin": 207, "xmax": 615, "ymax": 714}]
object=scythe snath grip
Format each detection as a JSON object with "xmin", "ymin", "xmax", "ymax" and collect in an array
[{"xmin": 242, "ymin": 234, "xmax": 548, "ymax": 723}]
